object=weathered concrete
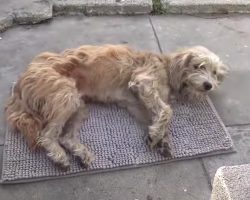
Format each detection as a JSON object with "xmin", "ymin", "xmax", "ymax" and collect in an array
[
  {"xmin": 146, "ymin": 17, "xmax": 250, "ymax": 196},
  {"xmin": 211, "ymin": 164, "xmax": 250, "ymax": 200},
  {"xmin": 162, "ymin": 0, "xmax": 250, "ymax": 14},
  {"xmin": 0, "ymin": 0, "xmax": 152, "ymax": 32},
  {"xmin": 53, "ymin": 0, "xmax": 153, "ymax": 16},
  {"xmin": 0, "ymin": 15, "xmax": 13, "ymax": 32},
  {"xmin": 0, "ymin": 0, "xmax": 52, "ymax": 32},
  {"xmin": 151, "ymin": 15, "xmax": 250, "ymax": 126},
  {"xmin": 202, "ymin": 125, "xmax": 250, "ymax": 182},
  {"xmin": 1, "ymin": 0, "xmax": 250, "ymax": 32},
  {"xmin": 13, "ymin": 0, "xmax": 53, "ymax": 25}
]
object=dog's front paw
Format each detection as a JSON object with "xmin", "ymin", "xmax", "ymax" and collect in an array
[
  {"xmin": 156, "ymin": 137, "xmax": 173, "ymax": 158},
  {"xmin": 48, "ymin": 152, "xmax": 70, "ymax": 171},
  {"xmin": 77, "ymin": 151, "xmax": 95, "ymax": 169},
  {"xmin": 55, "ymin": 161, "xmax": 70, "ymax": 172},
  {"xmin": 145, "ymin": 135, "xmax": 156, "ymax": 150},
  {"xmin": 146, "ymin": 134, "xmax": 173, "ymax": 158}
]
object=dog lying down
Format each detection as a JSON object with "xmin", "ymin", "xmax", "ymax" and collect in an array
[{"xmin": 5, "ymin": 45, "xmax": 228, "ymax": 170}]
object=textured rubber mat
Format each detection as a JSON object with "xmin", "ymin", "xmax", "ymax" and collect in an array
[{"xmin": 1, "ymin": 96, "xmax": 234, "ymax": 184}]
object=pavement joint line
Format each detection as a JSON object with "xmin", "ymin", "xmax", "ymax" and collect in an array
[
  {"xmin": 225, "ymin": 123, "xmax": 250, "ymax": 127},
  {"xmin": 148, "ymin": 16, "xmax": 163, "ymax": 53},
  {"xmin": 200, "ymin": 158, "xmax": 213, "ymax": 190},
  {"xmin": 174, "ymin": 13, "xmax": 231, "ymax": 19}
]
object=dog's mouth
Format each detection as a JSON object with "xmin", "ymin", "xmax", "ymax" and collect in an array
[{"xmin": 179, "ymin": 82, "xmax": 209, "ymax": 100}]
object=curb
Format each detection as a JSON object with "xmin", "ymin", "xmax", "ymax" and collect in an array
[
  {"xmin": 0, "ymin": 0, "xmax": 152, "ymax": 32},
  {"xmin": 13, "ymin": 0, "xmax": 53, "ymax": 25},
  {"xmin": 53, "ymin": 0, "xmax": 152, "ymax": 16},
  {"xmin": 1, "ymin": 0, "xmax": 250, "ymax": 32},
  {"xmin": 162, "ymin": 0, "xmax": 250, "ymax": 14},
  {"xmin": 0, "ymin": 15, "xmax": 13, "ymax": 32},
  {"xmin": 0, "ymin": 0, "xmax": 53, "ymax": 32}
]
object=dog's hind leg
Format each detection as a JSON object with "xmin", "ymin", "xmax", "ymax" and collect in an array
[
  {"xmin": 59, "ymin": 100, "xmax": 94, "ymax": 168},
  {"xmin": 38, "ymin": 93, "xmax": 81, "ymax": 169},
  {"xmin": 38, "ymin": 122, "xmax": 70, "ymax": 169}
]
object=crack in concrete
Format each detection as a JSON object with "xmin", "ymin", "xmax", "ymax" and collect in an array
[
  {"xmin": 148, "ymin": 16, "xmax": 163, "ymax": 53},
  {"xmin": 200, "ymin": 158, "xmax": 213, "ymax": 190},
  {"xmin": 217, "ymin": 21, "xmax": 246, "ymax": 34},
  {"xmin": 226, "ymin": 123, "xmax": 250, "ymax": 127}
]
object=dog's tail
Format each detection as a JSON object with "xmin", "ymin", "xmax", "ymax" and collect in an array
[{"xmin": 5, "ymin": 84, "xmax": 42, "ymax": 149}]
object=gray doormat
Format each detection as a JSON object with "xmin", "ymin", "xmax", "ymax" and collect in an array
[{"xmin": 1, "ymin": 96, "xmax": 234, "ymax": 184}]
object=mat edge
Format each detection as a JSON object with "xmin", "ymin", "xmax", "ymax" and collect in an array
[
  {"xmin": 206, "ymin": 96, "xmax": 235, "ymax": 148},
  {"xmin": 0, "ymin": 147, "xmax": 235, "ymax": 184}
]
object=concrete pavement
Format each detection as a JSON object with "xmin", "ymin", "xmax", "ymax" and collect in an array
[
  {"xmin": 2, "ymin": 0, "xmax": 250, "ymax": 32},
  {"xmin": 0, "ymin": 15, "xmax": 250, "ymax": 200}
]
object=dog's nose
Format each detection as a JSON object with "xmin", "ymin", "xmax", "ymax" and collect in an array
[{"xmin": 203, "ymin": 81, "xmax": 212, "ymax": 91}]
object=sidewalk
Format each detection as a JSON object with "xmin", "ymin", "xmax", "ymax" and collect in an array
[
  {"xmin": 0, "ymin": 14, "xmax": 250, "ymax": 200},
  {"xmin": 2, "ymin": 0, "xmax": 250, "ymax": 32}
]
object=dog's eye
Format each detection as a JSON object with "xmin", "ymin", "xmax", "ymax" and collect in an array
[
  {"xmin": 193, "ymin": 64, "xmax": 199, "ymax": 69},
  {"xmin": 182, "ymin": 82, "xmax": 188, "ymax": 87},
  {"xmin": 213, "ymin": 70, "xmax": 217, "ymax": 75}
]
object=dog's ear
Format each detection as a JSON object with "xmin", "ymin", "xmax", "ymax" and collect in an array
[
  {"xmin": 183, "ymin": 53, "xmax": 194, "ymax": 67},
  {"xmin": 217, "ymin": 64, "xmax": 229, "ymax": 82},
  {"xmin": 174, "ymin": 52, "xmax": 194, "ymax": 69}
]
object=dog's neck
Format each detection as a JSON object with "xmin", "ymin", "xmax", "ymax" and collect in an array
[{"xmin": 161, "ymin": 54, "xmax": 182, "ymax": 93}]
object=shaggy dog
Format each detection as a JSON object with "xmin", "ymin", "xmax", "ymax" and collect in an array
[{"xmin": 5, "ymin": 45, "xmax": 228, "ymax": 169}]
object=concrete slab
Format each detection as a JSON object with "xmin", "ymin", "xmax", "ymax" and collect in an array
[
  {"xmin": 0, "ymin": 15, "xmax": 13, "ymax": 32},
  {"xmin": 151, "ymin": 15, "xmax": 250, "ymax": 126},
  {"xmin": 211, "ymin": 164, "xmax": 250, "ymax": 200},
  {"xmin": 0, "ymin": 159, "xmax": 211, "ymax": 200},
  {"xmin": 13, "ymin": 0, "xmax": 52, "ymax": 25},
  {"xmin": 0, "ymin": 0, "xmax": 52, "ymax": 31},
  {"xmin": 162, "ymin": 0, "xmax": 250, "ymax": 14},
  {"xmin": 53, "ymin": 0, "xmax": 153, "ymax": 16},
  {"xmin": 202, "ymin": 125, "xmax": 250, "ymax": 183},
  {"xmin": 0, "ymin": 16, "xmax": 158, "ymax": 145}
]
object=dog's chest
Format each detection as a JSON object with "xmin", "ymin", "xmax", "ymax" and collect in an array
[{"xmin": 84, "ymin": 88, "xmax": 128, "ymax": 103}]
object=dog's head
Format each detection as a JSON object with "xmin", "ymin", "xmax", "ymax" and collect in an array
[{"xmin": 169, "ymin": 46, "xmax": 228, "ymax": 99}]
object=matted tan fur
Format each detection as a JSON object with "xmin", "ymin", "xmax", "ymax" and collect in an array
[{"xmin": 5, "ymin": 45, "xmax": 228, "ymax": 169}]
